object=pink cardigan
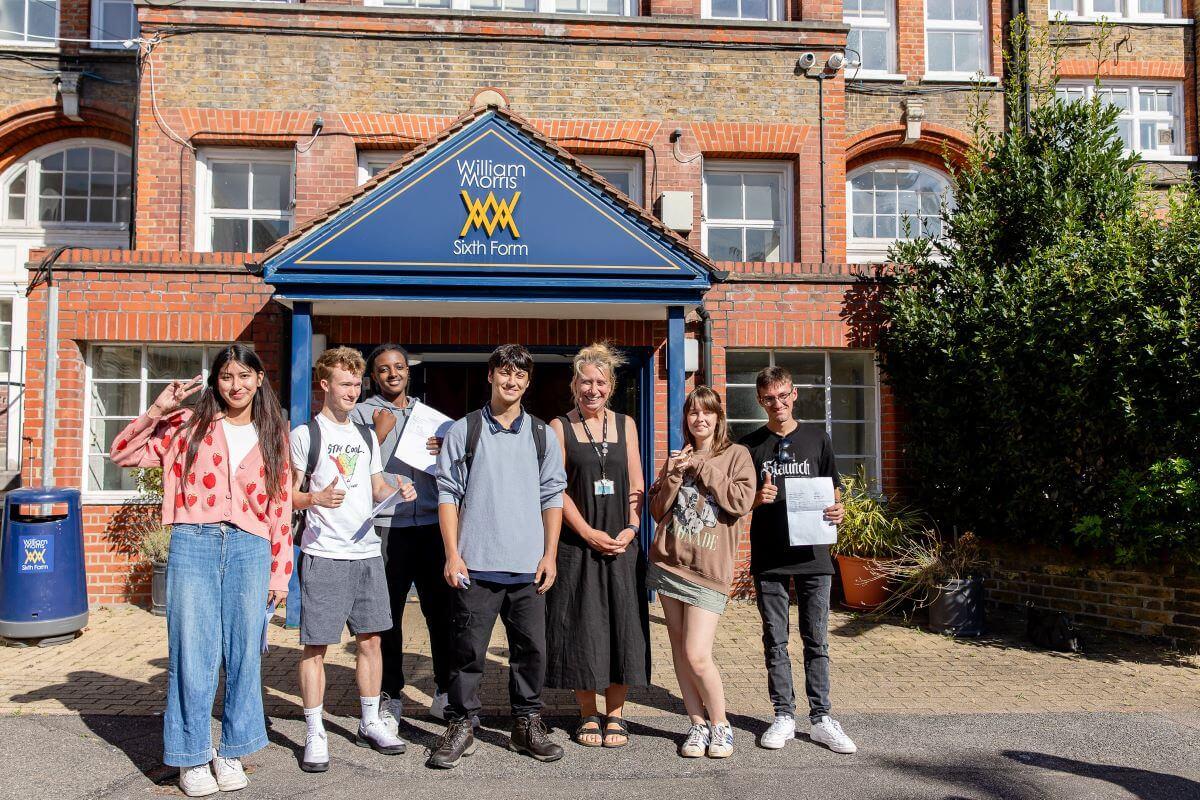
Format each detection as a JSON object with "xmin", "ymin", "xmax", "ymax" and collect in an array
[{"xmin": 110, "ymin": 409, "xmax": 294, "ymax": 592}]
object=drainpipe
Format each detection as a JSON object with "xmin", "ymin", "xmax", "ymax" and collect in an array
[
  {"xmin": 696, "ymin": 305, "xmax": 713, "ymax": 388},
  {"xmin": 816, "ymin": 73, "xmax": 829, "ymax": 264},
  {"xmin": 28, "ymin": 247, "xmax": 68, "ymax": 487}
]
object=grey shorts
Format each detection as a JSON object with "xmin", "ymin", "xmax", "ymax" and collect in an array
[{"xmin": 299, "ymin": 553, "xmax": 392, "ymax": 645}]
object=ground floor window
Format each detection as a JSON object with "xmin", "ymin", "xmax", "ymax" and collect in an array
[
  {"xmin": 725, "ymin": 349, "xmax": 880, "ymax": 481},
  {"xmin": 85, "ymin": 344, "xmax": 222, "ymax": 494}
]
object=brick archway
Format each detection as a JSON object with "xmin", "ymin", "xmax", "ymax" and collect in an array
[
  {"xmin": 845, "ymin": 122, "xmax": 973, "ymax": 173},
  {"xmin": 0, "ymin": 99, "xmax": 134, "ymax": 172}
]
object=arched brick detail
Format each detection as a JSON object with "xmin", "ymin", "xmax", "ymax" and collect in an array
[
  {"xmin": 845, "ymin": 123, "xmax": 973, "ymax": 173},
  {"xmin": 0, "ymin": 100, "xmax": 134, "ymax": 172}
]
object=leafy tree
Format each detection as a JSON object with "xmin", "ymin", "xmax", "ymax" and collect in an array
[{"xmin": 879, "ymin": 18, "xmax": 1200, "ymax": 564}]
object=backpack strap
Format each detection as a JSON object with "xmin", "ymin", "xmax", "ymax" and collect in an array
[
  {"xmin": 300, "ymin": 419, "xmax": 321, "ymax": 493},
  {"xmin": 353, "ymin": 422, "xmax": 374, "ymax": 455},
  {"xmin": 529, "ymin": 414, "xmax": 548, "ymax": 469},
  {"xmin": 460, "ymin": 409, "xmax": 546, "ymax": 502}
]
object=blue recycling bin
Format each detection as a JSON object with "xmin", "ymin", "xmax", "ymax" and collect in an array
[{"xmin": 0, "ymin": 487, "xmax": 88, "ymax": 642}]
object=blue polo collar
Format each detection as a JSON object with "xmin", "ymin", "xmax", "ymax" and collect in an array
[{"xmin": 482, "ymin": 403, "xmax": 524, "ymax": 434}]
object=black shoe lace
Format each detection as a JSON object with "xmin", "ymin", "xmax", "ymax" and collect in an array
[
  {"xmin": 527, "ymin": 715, "xmax": 550, "ymax": 742},
  {"xmin": 433, "ymin": 719, "xmax": 468, "ymax": 754}
]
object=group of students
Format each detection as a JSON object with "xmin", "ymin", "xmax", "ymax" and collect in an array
[{"xmin": 111, "ymin": 340, "xmax": 857, "ymax": 798}]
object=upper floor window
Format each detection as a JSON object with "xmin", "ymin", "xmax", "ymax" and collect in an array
[
  {"xmin": 1050, "ymin": 0, "xmax": 1180, "ymax": 20},
  {"xmin": 725, "ymin": 349, "xmax": 881, "ymax": 482},
  {"xmin": 702, "ymin": 161, "xmax": 793, "ymax": 263},
  {"xmin": 1056, "ymin": 81, "xmax": 1183, "ymax": 158},
  {"xmin": 847, "ymin": 161, "xmax": 952, "ymax": 262},
  {"xmin": 195, "ymin": 149, "xmax": 293, "ymax": 253},
  {"xmin": 357, "ymin": 150, "xmax": 405, "ymax": 184},
  {"xmin": 844, "ymin": 0, "xmax": 896, "ymax": 76},
  {"xmin": 366, "ymin": 0, "xmax": 635, "ymax": 13},
  {"xmin": 1, "ymin": 141, "xmax": 132, "ymax": 229},
  {"xmin": 925, "ymin": 0, "xmax": 988, "ymax": 78},
  {"xmin": 0, "ymin": 0, "xmax": 57, "ymax": 46},
  {"xmin": 702, "ymin": 0, "xmax": 783, "ymax": 19},
  {"xmin": 91, "ymin": 0, "xmax": 138, "ymax": 47},
  {"xmin": 578, "ymin": 155, "xmax": 645, "ymax": 206}
]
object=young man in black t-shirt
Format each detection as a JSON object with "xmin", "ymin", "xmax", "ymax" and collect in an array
[{"xmin": 738, "ymin": 366, "xmax": 857, "ymax": 755}]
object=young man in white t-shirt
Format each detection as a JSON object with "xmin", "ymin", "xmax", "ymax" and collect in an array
[{"xmin": 290, "ymin": 346, "xmax": 417, "ymax": 773}]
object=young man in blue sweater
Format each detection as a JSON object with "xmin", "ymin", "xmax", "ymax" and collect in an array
[{"xmin": 428, "ymin": 344, "xmax": 568, "ymax": 769}]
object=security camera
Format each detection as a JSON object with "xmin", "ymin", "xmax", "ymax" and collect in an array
[
  {"xmin": 826, "ymin": 53, "xmax": 845, "ymax": 71},
  {"xmin": 797, "ymin": 52, "xmax": 817, "ymax": 70}
]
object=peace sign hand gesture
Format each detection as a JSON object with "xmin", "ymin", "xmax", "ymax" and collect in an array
[{"xmin": 148, "ymin": 375, "xmax": 204, "ymax": 418}]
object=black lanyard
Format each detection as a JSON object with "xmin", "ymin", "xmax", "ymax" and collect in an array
[{"xmin": 578, "ymin": 408, "xmax": 609, "ymax": 481}]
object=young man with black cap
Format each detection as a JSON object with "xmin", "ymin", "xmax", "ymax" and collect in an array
[
  {"xmin": 738, "ymin": 366, "xmax": 857, "ymax": 755},
  {"xmin": 428, "ymin": 344, "xmax": 568, "ymax": 769}
]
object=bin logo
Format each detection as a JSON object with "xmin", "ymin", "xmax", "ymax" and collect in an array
[{"xmin": 19, "ymin": 536, "xmax": 53, "ymax": 574}]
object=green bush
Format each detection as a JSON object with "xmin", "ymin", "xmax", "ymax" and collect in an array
[{"xmin": 878, "ymin": 20, "xmax": 1200, "ymax": 565}]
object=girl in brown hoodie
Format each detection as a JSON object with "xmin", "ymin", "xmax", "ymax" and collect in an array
[{"xmin": 648, "ymin": 387, "xmax": 756, "ymax": 759}]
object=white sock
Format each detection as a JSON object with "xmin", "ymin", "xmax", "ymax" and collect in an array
[
  {"xmin": 360, "ymin": 695, "xmax": 380, "ymax": 725},
  {"xmin": 303, "ymin": 705, "xmax": 325, "ymax": 736}
]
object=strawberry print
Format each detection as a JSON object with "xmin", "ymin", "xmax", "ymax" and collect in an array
[
  {"xmin": 187, "ymin": 473, "xmax": 196, "ymax": 486},
  {"xmin": 213, "ymin": 452, "xmax": 223, "ymax": 467},
  {"xmin": 116, "ymin": 439, "xmax": 127, "ymax": 451},
  {"xmin": 272, "ymin": 541, "xmax": 281, "ymax": 556},
  {"xmin": 284, "ymin": 561, "xmax": 293, "ymax": 575},
  {"xmin": 259, "ymin": 466, "xmax": 265, "ymax": 478},
  {"xmin": 256, "ymin": 493, "xmax": 268, "ymax": 506},
  {"xmin": 202, "ymin": 473, "xmax": 216, "ymax": 490},
  {"xmin": 271, "ymin": 561, "xmax": 278, "ymax": 573},
  {"xmin": 172, "ymin": 463, "xmax": 182, "ymax": 478},
  {"xmin": 245, "ymin": 482, "xmax": 257, "ymax": 496},
  {"xmin": 175, "ymin": 494, "xmax": 184, "ymax": 509},
  {"xmin": 204, "ymin": 434, "xmax": 213, "ymax": 446},
  {"xmin": 186, "ymin": 494, "xmax": 198, "ymax": 508},
  {"xmin": 206, "ymin": 495, "xmax": 216, "ymax": 508},
  {"xmin": 242, "ymin": 499, "xmax": 249, "ymax": 513},
  {"xmin": 274, "ymin": 505, "xmax": 283, "ymax": 518}
]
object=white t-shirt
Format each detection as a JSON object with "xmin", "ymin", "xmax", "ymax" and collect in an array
[
  {"xmin": 221, "ymin": 419, "xmax": 259, "ymax": 471},
  {"xmin": 289, "ymin": 413, "xmax": 384, "ymax": 559}
]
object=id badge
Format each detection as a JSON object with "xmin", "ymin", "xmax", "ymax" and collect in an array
[{"xmin": 594, "ymin": 478, "xmax": 615, "ymax": 496}]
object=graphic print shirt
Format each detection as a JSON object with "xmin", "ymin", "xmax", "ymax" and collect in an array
[{"xmin": 289, "ymin": 413, "xmax": 384, "ymax": 560}]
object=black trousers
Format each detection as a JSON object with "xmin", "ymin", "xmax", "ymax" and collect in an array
[
  {"xmin": 378, "ymin": 523, "xmax": 454, "ymax": 697},
  {"xmin": 447, "ymin": 579, "xmax": 546, "ymax": 720}
]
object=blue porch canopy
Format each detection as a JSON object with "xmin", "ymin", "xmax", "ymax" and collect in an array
[{"xmin": 257, "ymin": 104, "xmax": 712, "ymax": 451}]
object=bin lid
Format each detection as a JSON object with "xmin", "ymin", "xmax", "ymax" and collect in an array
[{"xmin": 6, "ymin": 486, "xmax": 82, "ymax": 505}]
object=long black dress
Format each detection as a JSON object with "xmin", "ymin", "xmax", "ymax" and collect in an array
[{"xmin": 545, "ymin": 412, "xmax": 651, "ymax": 690}]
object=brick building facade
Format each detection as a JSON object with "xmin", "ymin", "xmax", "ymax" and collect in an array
[{"xmin": 0, "ymin": 0, "xmax": 1194, "ymax": 607}]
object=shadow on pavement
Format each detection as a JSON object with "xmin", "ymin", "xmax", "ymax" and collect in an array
[{"xmin": 1003, "ymin": 750, "xmax": 1200, "ymax": 800}]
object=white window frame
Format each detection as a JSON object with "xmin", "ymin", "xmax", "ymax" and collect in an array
[
  {"xmin": 700, "ymin": 0, "xmax": 785, "ymax": 20},
  {"xmin": 194, "ymin": 148, "xmax": 295, "ymax": 253},
  {"xmin": 846, "ymin": 160, "xmax": 953, "ymax": 263},
  {"xmin": 923, "ymin": 0, "xmax": 990, "ymax": 81},
  {"xmin": 1049, "ymin": 0, "xmax": 1186, "ymax": 23},
  {"xmin": 1055, "ymin": 80, "xmax": 1190, "ymax": 161},
  {"xmin": 90, "ymin": 0, "xmax": 139, "ymax": 49},
  {"xmin": 577, "ymin": 155, "xmax": 645, "ymax": 206},
  {"xmin": 0, "ymin": 139, "xmax": 132, "ymax": 232},
  {"xmin": 83, "ymin": 343, "xmax": 222, "ymax": 503},
  {"xmin": 702, "ymin": 160, "xmax": 794, "ymax": 263},
  {"xmin": 844, "ymin": 0, "xmax": 900, "ymax": 79},
  {"xmin": 0, "ymin": 0, "xmax": 58, "ymax": 48},
  {"xmin": 357, "ymin": 150, "xmax": 406, "ymax": 185},
  {"xmin": 725, "ymin": 349, "xmax": 883, "ymax": 485},
  {"xmin": 363, "ymin": 0, "xmax": 638, "ymax": 14}
]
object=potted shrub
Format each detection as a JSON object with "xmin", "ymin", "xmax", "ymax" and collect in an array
[
  {"xmin": 140, "ymin": 526, "xmax": 172, "ymax": 617},
  {"xmin": 831, "ymin": 468, "xmax": 923, "ymax": 610},
  {"xmin": 871, "ymin": 531, "xmax": 987, "ymax": 636}
]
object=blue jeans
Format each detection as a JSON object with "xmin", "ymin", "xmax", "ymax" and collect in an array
[{"xmin": 164, "ymin": 523, "xmax": 271, "ymax": 767}]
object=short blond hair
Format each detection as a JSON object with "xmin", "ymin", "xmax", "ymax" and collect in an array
[
  {"xmin": 571, "ymin": 341, "xmax": 627, "ymax": 404},
  {"xmin": 316, "ymin": 346, "xmax": 365, "ymax": 382}
]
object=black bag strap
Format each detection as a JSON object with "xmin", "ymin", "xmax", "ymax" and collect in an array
[{"xmin": 299, "ymin": 418, "xmax": 373, "ymax": 493}]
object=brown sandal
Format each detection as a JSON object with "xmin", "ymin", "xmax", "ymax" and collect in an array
[
  {"xmin": 603, "ymin": 717, "xmax": 630, "ymax": 748},
  {"xmin": 573, "ymin": 715, "xmax": 603, "ymax": 747}
]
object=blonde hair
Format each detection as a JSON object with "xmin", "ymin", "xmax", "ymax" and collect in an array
[
  {"xmin": 316, "ymin": 346, "xmax": 365, "ymax": 383},
  {"xmin": 571, "ymin": 341, "xmax": 627, "ymax": 405}
]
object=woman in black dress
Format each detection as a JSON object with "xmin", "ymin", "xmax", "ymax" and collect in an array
[{"xmin": 546, "ymin": 342, "xmax": 649, "ymax": 748}]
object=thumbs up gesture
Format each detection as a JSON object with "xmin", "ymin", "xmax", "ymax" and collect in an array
[
  {"xmin": 311, "ymin": 476, "xmax": 346, "ymax": 509},
  {"xmin": 756, "ymin": 471, "xmax": 779, "ymax": 507}
]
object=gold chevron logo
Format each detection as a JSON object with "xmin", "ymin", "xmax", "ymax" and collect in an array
[{"xmin": 459, "ymin": 190, "xmax": 521, "ymax": 239}]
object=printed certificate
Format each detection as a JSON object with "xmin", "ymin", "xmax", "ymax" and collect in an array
[
  {"xmin": 785, "ymin": 476, "xmax": 838, "ymax": 546},
  {"xmin": 395, "ymin": 403, "xmax": 454, "ymax": 474}
]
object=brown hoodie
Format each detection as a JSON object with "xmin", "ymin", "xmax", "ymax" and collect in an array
[{"xmin": 648, "ymin": 444, "xmax": 757, "ymax": 595}]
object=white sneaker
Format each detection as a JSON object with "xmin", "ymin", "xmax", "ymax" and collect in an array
[
  {"xmin": 381, "ymin": 693, "xmax": 402, "ymax": 737},
  {"xmin": 300, "ymin": 730, "xmax": 329, "ymax": 773},
  {"xmin": 211, "ymin": 750, "xmax": 248, "ymax": 792},
  {"xmin": 760, "ymin": 714, "xmax": 796, "ymax": 750},
  {"xmin": 679, "ymin": 723, "xmax": 710, "ymax": 758},
  {"xmin": 178, "ymin": 763, "xmax": 218, "ymax": 797},
  {"xmin": 430, "ymin": 690, "xmax": 450, "ymax": 721},
  {"xmin": 707, "ymin": 722, "xmax": 734, "ymax": 758},
  {"xmin": 810, "ymin": 716, "xmax": 857, "ymax": 754},
  {"xmin": 356, "ymin": 719, "xmax": 407, "ymax": 755}
]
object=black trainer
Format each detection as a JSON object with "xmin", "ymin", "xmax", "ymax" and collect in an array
[
  {"xmin": 426, "ymin": 718, "xmax": 476, "ymax": 769},
  {"xmin": 509, "ymin": 713, "xmax": 564, "ymax": 762}
]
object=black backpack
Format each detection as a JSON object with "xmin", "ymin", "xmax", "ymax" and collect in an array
[
  {"xmin": 292, "ymin": 418, "xmax": 375, "ymax": 537},
  {"xmin": 459, "ymin": 408, "xmax": 548, "ymax": 504}
]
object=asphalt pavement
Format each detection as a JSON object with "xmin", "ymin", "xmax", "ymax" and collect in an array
[{"xmin": 4, "ymin": 711, "xmax": 1198, "ymax": 800}]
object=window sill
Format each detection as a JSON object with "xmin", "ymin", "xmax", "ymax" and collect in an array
[
  {"xmin": 922, "ymin": 73, "xmax": 1000, "ymax": 85},
  {"xmin": 849, "ymin": 72, "xmax": 908, "ymax": 83},
  {"xmin": 1053, "ymin": 14, "xmax": 1192, "ymax": 25},
  {"xmin": 83, "ymin": 491, "xmax": 149, "ymax": 506},
  {"xmin": 1139, "ymin": 154, "xmax": 1197, "ymax": 163},
  {"xmin": 0, "ymin": 41, "xmax": 58, "ymax": 51}
]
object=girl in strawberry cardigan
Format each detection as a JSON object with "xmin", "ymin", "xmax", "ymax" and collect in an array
[{"xmin": 111, "ymin": 343, "xmax": 291, "ymax": 797}]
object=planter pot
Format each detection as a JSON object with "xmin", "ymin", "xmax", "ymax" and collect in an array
[
  {"xmin": 928, "ymin": 577, "xmax": 984, "ymax": 637},
  {"xmin": 150, "ymin": 561, "xmax": 168, "ymax": 617},
  {"xmin": 834, "ymin": 554, "xmax": 892, "ymax": 610}
]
